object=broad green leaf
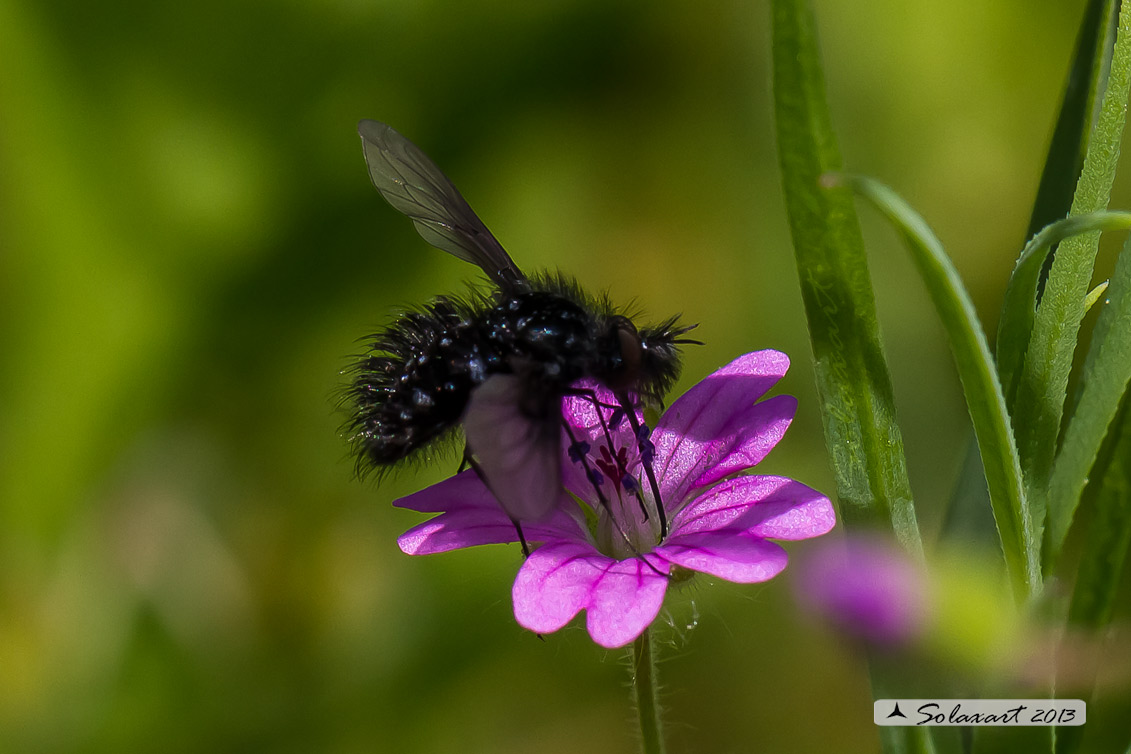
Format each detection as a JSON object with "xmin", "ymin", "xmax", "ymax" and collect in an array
[
  {"xmin": 844, "ymin": 175, "xmax": 1039, "ymax": 599},
  {"xmin": 1045, "ymin": 232, "xmax": 1131, "ymax": 569},
  {"xmin": 770, "ymin": 0, "xmax": 921, "ymax": 555},
  {"xmin": 1012, "ymin": 3, "xmax": 1131, "ymax": 530}
]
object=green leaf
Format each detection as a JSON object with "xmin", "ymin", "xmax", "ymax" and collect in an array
[
  {"xmin": 1054, "ymin": 397, "xmax": 1131, "ymax": 754},
  {"xmin": 940, "ymin": 436, "xmax": 998, "ymax": 549},
  {"xmin": 1045, "ymin": 232, "xmax": 1131, "ymax": 569},
  {"xmin": 1012, "ymin": 3, "xmax": 1131, "ymax": 531},
  {"xmin": 961, "ymin": 0, "xmax": 1118, "ymax": 601},
  {"xmin": 770, "ymin": 0, "xmax": 921, "ymax": 555},
  {"xmin": 1024, "ymin": 0, "xmax": 1119, "ymax": 241},
  {"xmin": 1066, "ymin": 395, "xmax": 1131, "ymax": 629},
  {"xmin": 843, "ymin": 175, "xmax": 1039, "ymax": 600},
  {"xmin": 1084, "ymin": 279, "xmax": 1110, "ymax": 311},
  {"xmin": 997, "ymin": 211, "xmax": 1131, "ymax": 407}
]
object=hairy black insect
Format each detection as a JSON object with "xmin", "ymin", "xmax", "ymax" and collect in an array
[{"xmin": 344, "ymin": 120, "xmax": 695, "ymax": 538}]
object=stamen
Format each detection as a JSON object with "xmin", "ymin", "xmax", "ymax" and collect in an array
[
  {"xmin": 615, "ymin": 390, "xmax": 668, "ymax": 539},
  {"xmin": 568, "ymin": 440, "xmax": 591, "ymax": 464}
]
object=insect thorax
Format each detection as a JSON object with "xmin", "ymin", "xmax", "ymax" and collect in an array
[{"xmin": 348, "ymin": 281, "xmax": 682, "ymax": 474}]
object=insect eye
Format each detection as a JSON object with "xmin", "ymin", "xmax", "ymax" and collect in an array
[{"xmin": 606, "ymin": 316, "xmax": 643, "ymax": 389}]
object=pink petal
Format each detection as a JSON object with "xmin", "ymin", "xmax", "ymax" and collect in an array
[
  {"xmin": 513, "ymin": 541, "xmax": 670, "ymax": 648},
  {"xmin": 658, "ymin": 395, "xmax": 796, "ymax": 505},
  {"xmin": 584, "ymin": 559, "xmax": 671, "ymax": 649},
  {"xmin": 397, "ymin": 507, "xmax": 584, "ymax": 555},
  {"xmin": 561, "ymin": 380, "xmax": 620, "ymax": 430},
  {"xmin": 559, "ymin": 384, "xmax": 640, "ymax": 495},
  {"xmin": 395, "ymin": 470, "xmax": 586, "ymax": 554},
  {"xmin": 393, "ymin": 470, "xmax": 496, "ymax": 513},
  {"xmin": 658, "ymin": 531, "xmax": 788, "ymax": 582},
  {"xmin": 651, "ymin": 351, "xmax": 795, "ymax": 503},
  {"xmin": 672, "ymin": 476, "xmax": 836, "ymax": 540},
  {"xmin": 398, "ymin": 512, "xmax": 523, "ymax": 554}
]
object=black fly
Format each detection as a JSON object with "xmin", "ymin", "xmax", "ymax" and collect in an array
[{"xmin": 344, "ymin": 120, "xmax": 695, "ymax": 547}]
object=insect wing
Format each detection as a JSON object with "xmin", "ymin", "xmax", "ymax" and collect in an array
[
  {"xmin": 358, "ymin": 120, "xmax": 526, "ymax": 290},
  {"xmin": 462, "ymin": 374, "xmax": 563, "ymax": 521}
]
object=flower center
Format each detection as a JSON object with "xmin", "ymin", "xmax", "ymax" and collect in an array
[{"xmin": 567, "ymin": 432, "xmax": 659, "ymax": 559}]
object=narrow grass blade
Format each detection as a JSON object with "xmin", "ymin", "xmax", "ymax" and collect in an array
[
  {"xmin": 770, "ymin": 0, "xmax": 921, "ymax": 554},
  {"xmin": 1025, "ymin": 0, "xmax": 1119, "ymax": 241},
  {"xmin": 998, "ymin": 212, "xmax": 1131, "ymax": 408},
  {"xmin": 1012, "ymin": 4, "xmax": 1131, "ymax": 529},
  {"xmin": 961, "ymin": 0, "xmax": 1117, "ymax": 594},
  {"xmin": 1067, "ymin": 396, "xmax": 1131, "ymax": 629},
  {"xmin": 844, "ymin": 175, "xmax": 1039, "ymax": 599},
  {"xmin": 1054, "ymin": 397, "xmax": 1131, "ymax": 754},
  {"xmin": 1045, "ymin": 232, "xmax": 1131, "ymax": 569}
]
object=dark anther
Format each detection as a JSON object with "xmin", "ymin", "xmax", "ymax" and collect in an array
[
  {"xmin": 567, "ymin": 440, "xmax": 591, "ymax": 464},
  {"xmin": 587, "ymin": 468, "xmax": 605, "ymax": 487},
  {"xmin": 638, "ymin": 437, "xmax": 656, "ymax": 465}
]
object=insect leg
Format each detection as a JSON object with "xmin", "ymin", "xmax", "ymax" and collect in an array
[
  {"xmin": 615, "ymin": 390, "xmax": 668, "ymax": 539},
  {"xmin": 463, "ymin": 449, "xmax": 531, "ymax": 556}
]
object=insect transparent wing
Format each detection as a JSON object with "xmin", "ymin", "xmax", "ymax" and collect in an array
[
  {"xmin": 462, "ymin": 374, "xmax": 563, "ymax": 522},
  {"xmin": 358, "ymin": 120, "xmax": 526, "ymax": 290}
]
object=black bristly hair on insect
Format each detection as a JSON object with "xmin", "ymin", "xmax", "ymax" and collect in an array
[{"xmin": 344, "ymin": 119, "xmax": 695, "ymax": 546}]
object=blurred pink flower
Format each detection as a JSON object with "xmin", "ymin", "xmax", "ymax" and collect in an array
[
  {"xmin": 794, "ymin": 536, "xmax": 929, "ymax": 646},
  {"xmin": 396, "ymin": 351, "xmax": 836, "ymax": 648}
]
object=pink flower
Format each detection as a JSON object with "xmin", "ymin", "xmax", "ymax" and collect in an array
[
  {"xmin": 395, "ymin": 351, "xmax": 836, "ymax": 648},
  {"xmin": 793, "ymin": 536, "xmax": 930, "ymax": 647}
]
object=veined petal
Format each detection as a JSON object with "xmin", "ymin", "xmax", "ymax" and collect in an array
[
  {"xmin": 395, "ymin": 470, "xmax": 586, "ymax": 554},
  {"xmin": 398, "ymin": 513, "xmax": 521, "ymax": 554},
  {"xmin": 513, "ymin": 541, "xmax": 670, "ymax": 648},
  {"xmin": 397, "ymin": 505, "xmax": 584, "ymax": 555},
  {"xmin": 561, "ymin": 380, "xmax": 622, "ymax": 431},
  {"xmin": 660, "ymin": 395, "xmax": 796, "ymax": 505},
  {"xmin": 583, "ymin": 558, "xmax": 671, "ymax": 648},
  {"xmin": 513, "ymin": 541, "xmax": 604, "ymax": 633},
  {"xmin": 393, "ymin": 469, "xmax": 497, "ymax": 514},
  {"xmin": 652, "ymin": 351, "xmax": 794, "ymax": 503},
  {"xmin": 559, "ymin": 383, "xmax": 641, "ymax": 499},
  {"xmin": 672, "ymin": 476, "xmax": 836, "ymax": 540},
  {"xmin": 658, "ymin": 531, "xmax": 788, "ymax": 582}
]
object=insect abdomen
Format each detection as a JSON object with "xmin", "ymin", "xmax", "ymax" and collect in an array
[{"xmin": 346, "ymin": 297, "xmax": 491, "ymax": 472}]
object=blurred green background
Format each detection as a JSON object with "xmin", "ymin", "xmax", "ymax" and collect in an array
[{"xmin": 0, "ymin": 0, "xmax": 1119, "ymax": 751}]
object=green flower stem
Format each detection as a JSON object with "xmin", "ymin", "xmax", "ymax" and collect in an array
[
  {"xmin": 771, "ymin": 0, "xmax": 921, "ymax": 555},
  {"xmin": 632, "ymin": 627, "xmax": 666, "ymax": 754}
]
